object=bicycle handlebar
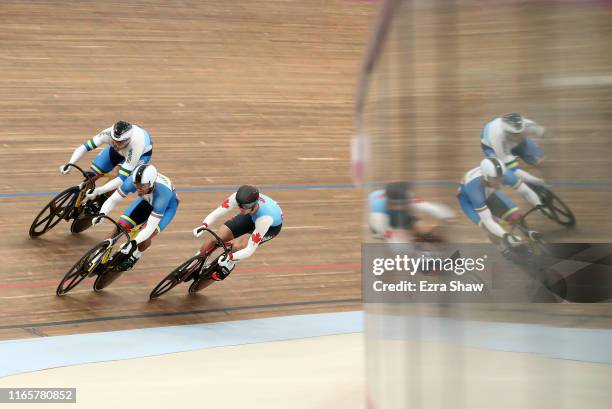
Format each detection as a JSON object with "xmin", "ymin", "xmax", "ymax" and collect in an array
[
  {"xmin": 66, "ymin": 163, "xmax": 96, "ymax": 182},
  {"xmin": 96, "ymin": 215, "xmax": 131, "ymax": 243},
  {"xmin": 199, "ymin": 227, "xmax": 231, "ymax": 254}
]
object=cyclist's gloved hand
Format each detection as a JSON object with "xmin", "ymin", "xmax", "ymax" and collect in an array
[
  {"xmin": 527, "ymin": 230, "xmax": 543, "ymax": 241},
  {"xmin": 538, "ymin": 179, "xmax": 553, "ymax": 189},
  {"xmin": 193, "ymin": 222, "xmax": 208, "ymax": 238},
  {"xmin": 85, "ymin": 188, "xmax": 99, "ymax": 202},
  {"xmin": 503, "ymin": 233, "xmax": 523, "ymax": 248},
  {"xmin": 59, "ymin": 164, "xmax": 71, "ymax": 175},
  {"xmin": 217, "ymin": 253, "xmax": 234, "ymax": 270},
  {"xmin": 121, "ymin": 240, "xmax": 137, "ymax": 255},
  {"xmin": 92, "ymin": 213, "xmax": 105, "ymax": 226}
]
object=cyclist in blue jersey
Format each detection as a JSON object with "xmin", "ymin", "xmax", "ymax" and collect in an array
[
  {"xmin": 368, "ymin": 181, "xmax": 455, "ymax": 242},
  {"xmin": 192, "ymin": 185, "xmax": 283, "ymax": 281},
  {"xmin": 480, "ymin": 113, "xmax": 548, "ymax": 192},
  {"xmin": 60, "ymin": 121, "xmax": 154, "ymax": 213},
  {"xmin": 457, "ymin": 158, "xmax": 539, "ymax": 255},
  {"xmin": 91, "ymin": 164, "xmax": 179, "ymax": 272}
]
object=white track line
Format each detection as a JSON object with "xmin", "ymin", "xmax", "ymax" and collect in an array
[{"xmin": 544, "ymin": 75, "xmax": 612, "ymax": 87}]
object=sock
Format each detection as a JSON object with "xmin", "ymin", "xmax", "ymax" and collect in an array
[{"xmin": 133, "ymin": 249, "xmax": 142, "ymax": 259}]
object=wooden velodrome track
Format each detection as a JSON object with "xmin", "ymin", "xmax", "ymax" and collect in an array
[
  {"xmin": 1, "ymin": 1, "xmax": 612, "ymax": 343},
  {"xmin": 0, "ymin": 0, "xmax": 375, "ymax": 341}
]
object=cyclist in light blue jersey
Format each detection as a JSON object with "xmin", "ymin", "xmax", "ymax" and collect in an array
[{"xmin": 193, "ymin": 185, "xmax": 283, "ymax": 281}]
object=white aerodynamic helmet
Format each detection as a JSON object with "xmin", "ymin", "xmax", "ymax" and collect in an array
[
  {"xmin": 500, "ymin": 113, "xmax": 525, "ymax": 134},
  {"xmin": 133, "ymin": 164, "xmax": 158, "ymax": 187},
  {"xmin": 111, "ymin": 120, "xmax": 134, "ymax": 142},
  {"xmin": 480, "ymin": 158, "xmax": 505, "ymax": 181}
]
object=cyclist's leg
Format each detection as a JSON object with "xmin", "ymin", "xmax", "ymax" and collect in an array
[
  {"xmin": 486, "ymin": 192, "xmax": 522, "ymax": 224},
  {"xmin": 369, "ymin": 212, "xmax": 390, "ymax": 238},
  {"xmin": 231, "ymin": 222, "xmax": 282, "ymax": 252},
  {"xmin": 89, "ymin": 147, "xmax": 126, "ymax": 212},
  {"xmin": 114, "ymin": 198, "xmax": 150, "ymax": 239},
  {"xmin": 90, "ymin": 146, "xmax": 124, "ymax": 177},
  {"xmin": 198, "ymin": 223, "xmax": 235, "ymax": 255},
  {"xmin": 113, "ymin": 199, "xmax": 152, "ymax": 270},
  {"xmin": 216, "ymin": 214, "xmax": 256, "ymax": 253},
  {"xmin": 511, "ymin": 137, "xmax": 544, "ymax": 166}
]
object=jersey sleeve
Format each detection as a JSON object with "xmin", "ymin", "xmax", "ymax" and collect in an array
[
  {"xmin": 83, "ymin": 128, "xmax": 112, "ymax": 152},
  {"xmin": 118, "ymin": 177, "xmax": 136, "ymax": 197},
  {"xmin": 202, "ymin": 193, "xmax": 238, "ymax": 226},
  {"xmin": 412, "ymin": 199, "xmax": 455, "ymax": 220},
  {"xmin": 523, "ymin": 118, "xmax": 545, "ymax": 138},
  {"xmin": 231, "ymin": 215, "xmax": 274, "ymax": 261},
  {"xmin": 151, "ymin": 185, "xmax": 173, "ymax": 217}
]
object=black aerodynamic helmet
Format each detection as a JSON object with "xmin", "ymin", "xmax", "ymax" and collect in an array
[
  {"xmin": 111, "ymin": 120, "xmax": 133, "ymax": 142},
  {"xmin": 501, "ymin": 113, "xmax": 525, "ymax": 134},
  {"xmin": 236, "ymin": 185, "xmax": 260, "ymax": 209},
  {"xmin": 385, "ymin": 181, "xmax": 413, "ymax": 205}
]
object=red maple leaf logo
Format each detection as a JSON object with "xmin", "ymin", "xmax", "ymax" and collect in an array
[
  {"xmin": 259, "ymin": 196, "xmax": 266, "ymax": 203},
  {"xmin": 251, "ymin": 233, "xmax": 262, "ymax": 244},
  {"xmin": 221, "ymin": 199, "xmax": 230, "ymax": 208}
]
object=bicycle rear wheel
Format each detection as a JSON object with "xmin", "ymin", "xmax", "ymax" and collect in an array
[
  {"xmin": 188, "ymin": 263, "xmax": 218, "ymax": 293},
  {"xmin": 530, "ymin": 184, "xmax": 576, "ymax": 227},
  {"xmin": 30, "ymin": 187, "xmax": 79, "ymax": 237},
  {"xmin": 70, "ymin": 214, "xmax": 95, "ymax": 234},
  {"xmin": 150, "ymin": 255, "xmax": 204, "ymax": 299},
  {"xmin": 93, "ymin": 252, "xmax": 127, "ymax": 291},
  {"xmin": 56, "ymin": 240, "xmax": 109, "ymax": 296}
]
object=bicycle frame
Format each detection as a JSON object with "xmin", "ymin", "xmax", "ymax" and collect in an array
[
  {"xmin": 93, "ymin": 216, "xmax": 132, "ymax": 266},
  {"xmin": 66, "ymin": 163, "xmax": 96, "ymax": 208}
]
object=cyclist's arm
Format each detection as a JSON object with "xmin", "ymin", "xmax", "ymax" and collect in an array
[
  {"xmin": 95, "ymin": 178, "xmax": 123, "ymax": 195},
  {"xmin": 513, "ymin": 168, "xmax": 547, "ymax": 187},
  {"xmin": 478, "ymin": 207, "xmax": 506, "ymax": 238},
  {"xmin": 99, "ymin": 190, "xmax": 123, "ymax": 216},
  {"xmin": 133, "ymin": 186, "xmax": 172, "ymax": 244},
  {"xmin": 100, "ymin": 179, "xmax": 133, "ymax": 215},
  {"xmin": 465, "ymin": 181, "xmax": 505, "ymax": 238},
  {"xmin": 524, "ymin": 118, "xmax": 546, "ymax": 137},
  {"xmin": 231, "ymin": 216, "xmax": 273, "ymax": 261},
  {"xmin": 202, "ymin": 193, "xmax": 238, "ymax": 226},
  {"xmin": 133, "ymin": 214, "xmax": 161, "ymax": 244},
  {"xmin": 67, "ymin": 129, "xmax": 111, "ymax": 165},
  {"xmin": 412, "ymin": 199, "xmax": 455, "ymax": 220}
]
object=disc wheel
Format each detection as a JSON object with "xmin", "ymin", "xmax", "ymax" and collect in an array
[
  {"xmin": 70, "ymin": 214, "xmax": 95, "ymax": 234},
  {"xmin": 188, "ymin": 262, "xmax": 218, "ymax": 294},
  {"xmin": 150, "ymin": 255, "xmax": 204, "ymax": 299},
  {"xmin": 530, "ymin": 184, "xmax": 576, "ymax": 227},
  {"xmin": 56, "ymin": 240, "xmax": 108, "ymax": 296},
  {"xmin": 93, "ymin": 252, "xmax": 127, "ymax": 291},
  {"xmin": 29, "ymin": 187, "xmax": 79, "ymax": 237}
]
